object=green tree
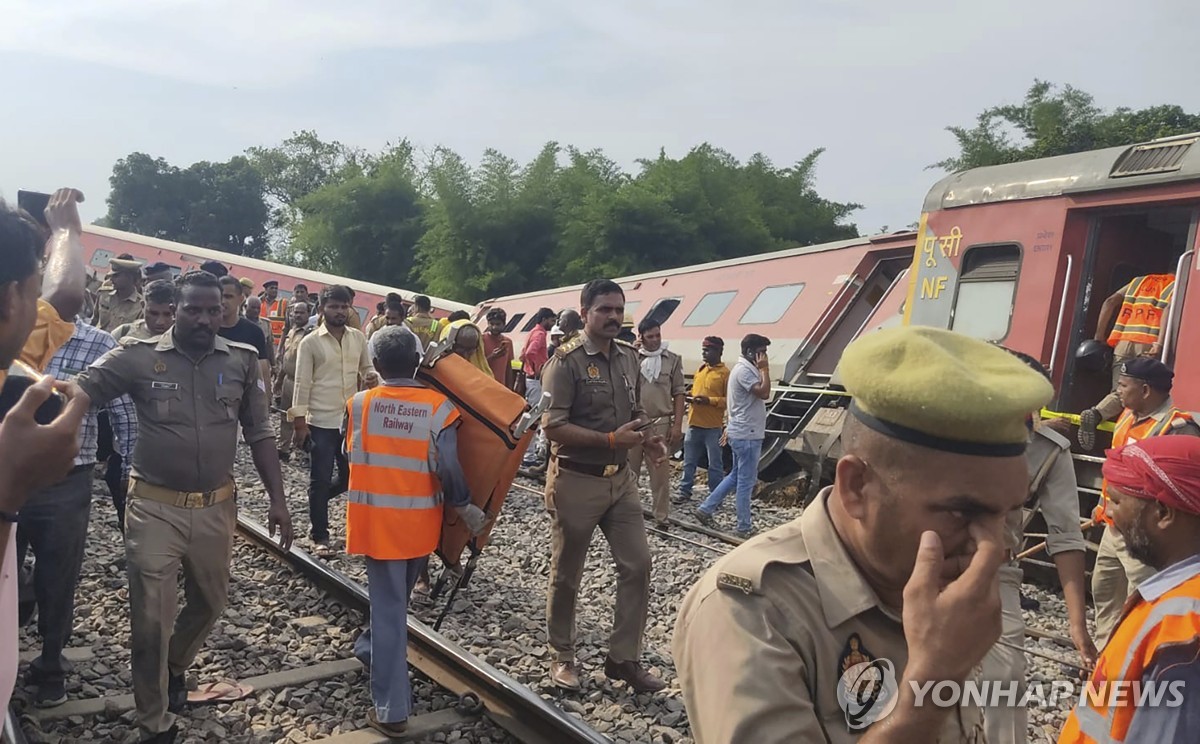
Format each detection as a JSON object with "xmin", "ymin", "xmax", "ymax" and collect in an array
[
  {"xmin": 290, "ymin": 142, "xmax": 423, "ymax": 285},
  {"xmin": 934, "ymin": 80, "xmax": 1200, "ymax": 171},
  {"xmin": 105, "ymin": 152, "xmax": 270, "ymax": 257},
  {"xmin": 246, "ymin": 130, "xmax": 366, "ymax": 246}
]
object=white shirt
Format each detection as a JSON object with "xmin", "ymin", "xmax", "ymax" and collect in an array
[{"xmin": 290, "ymin": 324, "xmax": 372, "ymax": 429}]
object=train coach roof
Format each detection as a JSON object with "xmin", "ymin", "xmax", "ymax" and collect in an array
[
  {"xmin": 923, "ymin": 132, "xmax": 1200, "ymax": 211},
  {"xmin": 478, "ymin": 231, "xmax": 915, "ymax": 304},
  {"xmin": 83, "ymin": 224, "xmax": 472, "ymax": 312}
]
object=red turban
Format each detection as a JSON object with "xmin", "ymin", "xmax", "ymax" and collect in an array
[{"xmin": 1103, "ymin": 436, "xmax": 1200, "ymax": 516}]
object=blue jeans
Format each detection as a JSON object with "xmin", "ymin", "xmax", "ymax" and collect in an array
[
  {"xmin": 698, "ymin": 438, "xmax": 762, "ymax": 533},
  {"xmin": 308, "ymin": 426, "xmax": 348, "ymax": 542},
  {"xmin": 679, "ymin": 427, "xmax": 724, "ymax": 498},
  {"xmin": 355, "ymin": 556, "xmax": 428, "ymax": 723}
]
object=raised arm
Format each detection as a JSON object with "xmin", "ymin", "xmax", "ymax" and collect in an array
[{"xmin": 41, "ymin": 188, "xmax": 88, "ymax": 323}]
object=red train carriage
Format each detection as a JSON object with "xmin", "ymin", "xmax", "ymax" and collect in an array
[
  {"xmin": 474, "ymin": 231, "xmax": 916, "ymax": 384},
  {"xmin": 80, "ymin": 224, "xmax": 472, "ymax": 327},
  {"xmin": 900, "ymin": 131, "xmax": 1200, "ymax": 572}
]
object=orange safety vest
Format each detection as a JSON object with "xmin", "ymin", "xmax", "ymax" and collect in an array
[
  {"xmin": 1095, "ymin": 406, "xmax": 1195, "ymax": 523},
  {"xmin": 1107, "ymin": 274, "xmax": 1175, "ymax": 347},
  {"xmin": 265, "ymin": 297, "xmax": 288, "ymax": 342},
  {"xmin": 344, "ymin": 385, "xmax": 461, "ymax": 560},
  {"xmin": 1058, "ymin": 568, "xmax": 1200, "ymax": 743}
]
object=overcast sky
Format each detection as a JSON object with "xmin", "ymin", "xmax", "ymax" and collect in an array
[{"xmin": 3, "ymin": 0, "xmax": 1198, "ymax": 243}]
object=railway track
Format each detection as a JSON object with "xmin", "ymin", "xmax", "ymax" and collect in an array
[{"xmin": 235, "ymin": 516, "xmax": 608, "ymax": 744}]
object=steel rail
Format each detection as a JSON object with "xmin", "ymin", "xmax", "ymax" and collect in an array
[{"xmin": 235, "ymin": 517, "xmax": 608, "ymax": 744}]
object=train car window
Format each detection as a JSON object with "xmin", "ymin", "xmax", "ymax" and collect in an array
[
  {"xmin": 504, "ymin": 313, "xmax": 526, "ymax": 333},
  {"xmin": 521, "ymin": 314, "xmax": 545, "ymax": 332},
  {"xmin": 89, "ymin": 250, "xmax": 114, "ymax": 269},
  {"xmin": 683, "ymin": 291, "xmax": 738, "ymax": 327},
  {"xmin": 739, "ymin": 284, "xmax": 805, "ymax": 324},
  {"xmin": 950, "ymin": 244, "xmax": 1021, "ymax": 342},
  {"xmin": 644, "ymin": 297, "xmax": 682, "ymax": 327}
]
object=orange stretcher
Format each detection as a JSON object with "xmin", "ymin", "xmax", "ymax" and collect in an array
[{"xmin": 414, "ymin": 331, "xmax": 548, "ymax": 628}]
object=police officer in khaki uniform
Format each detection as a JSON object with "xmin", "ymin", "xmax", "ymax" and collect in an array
[
  {"xmin": 275, "ymin": 300, "xmax": 311, "ymax": 461},
  {"xmin": 674, "ymin": 326, "xmax": 1054, "ymax": 744},
  {"xmin": 542, "ymin": 278, "xmax": 667, "ymax": 693},
  {"xmin": 112, "ymin": 280, "xmax": 176, "ymax": 344},
  {"xmin": 93, "ymin": 255, "xmax": 144, "ymax": 332},
  {"xmin": 627, "ymin": 316, "xmax": 685, "ymax": 528},
  {"xmin": 76, "ymin": 271, "xmax": 293, "ymax": 744}
]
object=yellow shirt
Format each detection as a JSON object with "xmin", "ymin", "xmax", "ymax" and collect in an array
[
  {"xmin": 290, "ymin": 324, "xmax": 373, "ymax": 429},
  {"xmin": 688, "ymin": 363, "xmax": 730, "ymax": 430},
  {"xmin": 19, "ymin": 299, "xmax": 76, "ymax": 373}
]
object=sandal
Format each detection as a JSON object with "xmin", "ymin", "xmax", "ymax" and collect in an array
[
  {"xmin": 187, "ymin": 678, "xmax": 254, "ymax": 705},
  {"xmin": 312, "ymin": 541, "xmax": 337, "ymax": 559}
]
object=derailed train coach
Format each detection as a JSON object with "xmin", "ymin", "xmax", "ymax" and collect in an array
[
  {"xmin": 77, "ymin": 224, "xmax": 472, "ymax": 324},
  {"xmin": 474, "ymin": 231, "xmax": 917, "ymax": 389},
  {"xmin": 893, "ymin": 131, "xmax": 1200, "ymax": 564}
]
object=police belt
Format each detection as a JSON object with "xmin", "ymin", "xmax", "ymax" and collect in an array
[
  {"xmin": 557, "ymin": 460, "xmax": 627, "ymax": 478},
  {"xmin": 129, "ymin": 477, "xmax": 236, "ymax": 509}
]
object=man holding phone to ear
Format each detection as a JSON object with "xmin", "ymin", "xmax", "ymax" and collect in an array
[{"xmin": 693, "ymin": 333, "xmax": 771, "ymax": 538}]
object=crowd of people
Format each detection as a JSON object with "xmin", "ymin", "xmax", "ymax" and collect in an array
[{"xmin": 1, "ymin": 189, "xmax": 1198, "ymax": 744}]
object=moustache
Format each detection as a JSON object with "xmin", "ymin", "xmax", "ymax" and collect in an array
[{"xmin": 605, "ymin": 321, "xmax": 620, "ymax": 328}]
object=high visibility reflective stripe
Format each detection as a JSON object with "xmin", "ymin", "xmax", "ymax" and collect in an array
[
  {"xmin": 348, "ymin": 450, "xmax": 430, "ymax": 472},
  {"xmin": 1072, "ymin": 704, "xmax": 1115, "ymax": 741},
  {"xmin": 1114, "ymin": 596, "xmax": 1200, "ymax": 681},
  {"xmin": 346, "ymin": 489, "xmax": 441, "ymax": 510}
]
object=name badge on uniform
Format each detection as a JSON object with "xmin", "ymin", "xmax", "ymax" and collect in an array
[{"xmin": 151, "ymin": 381, "xmax": 179, "ymax": 390}]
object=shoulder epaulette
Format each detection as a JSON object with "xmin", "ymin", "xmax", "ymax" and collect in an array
[
  {"xmin": 554, "ymin": 336, "xmax": 585, "ymax": 359},
  {"xmin": 225, "ymin": 340, "xmax": 259, "ymax": 355},
  {"xmin": 615, "ymin": 338, "xmax": 636, "ymax": 349}
]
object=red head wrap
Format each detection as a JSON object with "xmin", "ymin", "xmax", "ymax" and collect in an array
[{"xmin": 1103, "ymin": 435, "xmax": 1200, "ymax": 516}]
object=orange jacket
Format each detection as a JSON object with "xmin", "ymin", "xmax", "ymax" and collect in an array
[
  {"xmin": 344, "ymin": 385, "xmax": 461, "ymax": 560},
  {"xmin": 264, "ymin": 297, "xmax": 288, "ymax": 342},
  {"xmin": 1058, "ymin": 565, "xmax": 1200, "ymax": 743},
  {"xmin": 1096, "ymin": 406, "xmax": 1194, "ymax": 523},
  {"xmin": 1107, "ymin": 274, "xmax": 1174, "ymax": 347}
]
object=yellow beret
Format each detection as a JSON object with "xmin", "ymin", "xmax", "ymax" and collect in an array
[
  {"xmin": 622, "ymin": 312, "xmax": 635, "ymax": 328},
  {"xmin": 839, "ymin": 326, "xmax": 1053, "ymax": 456},
  {"xmin": 239, "ymin": 277, "xmax": 255, "ymax": 290}
]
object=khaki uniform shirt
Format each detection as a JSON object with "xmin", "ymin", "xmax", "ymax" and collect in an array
[
  {"xmin": 1012, "ymin": 426, "xmax": 1087, "ymax": 557},
  {"xmin": 92, "ymin": 288, "xmax": 143, "ymax": 332},
  {"xmin": 674, "ymin": 489, "xmax": 986, "ymax": 744},
  {"xmin": 111, "ymin": 319, "xmax": 160, "ymax": 344},
  {"xmin": 76, "ymin": 331, "xmax": 274, "ymax": 492},
  {"xmin": 637, "ymin": 349, "xmax": 685, "ymax": 419},
  {"xmin": 541, "ymin": 332, "xmax": 645, "ymax": 466},
  {"xmin": 279, "ymin": 327, "xmax": 310, "ymax": 382},
  {"xmin": 405, "ymin": 313, "xmax": 440, "ymax": 350}
]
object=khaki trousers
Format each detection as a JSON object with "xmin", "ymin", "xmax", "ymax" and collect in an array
[
  {"xmin": 125, "ymin": 492, "xmax": 238, "ymax": 737},
  {"xmin": 628, "ymin": 420, "xmax": 673, "ymax": 523},
  {"xmin": 1096, "ymin": 341, "xmax": 1152, "ymax": 420},
  {"xmin": 1092, "ymin": 525, "xmax": 1156, "ymax": 645},
  {"xmin": 545, "ymin": 460, "xmax": 652, "ymax": 664},
  {"xmin": 980, "ymin": 565, "xmax": 1026, "ymax": 744},
  {"xmin": 277, "ymin": 377, "xmax": 295, "ymax": 454}
]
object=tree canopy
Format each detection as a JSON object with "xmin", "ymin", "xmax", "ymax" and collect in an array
[
  {"xmin": 102, "ymin": 136, "xmax": 860, "ymax": 302},
  {"xmin": 103, "ymin": 152, "xmax": 270, "ymax": 257},
  {"xmin": 934, "ymin": 80, "xmax": 1200, "ymax": 172}
]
